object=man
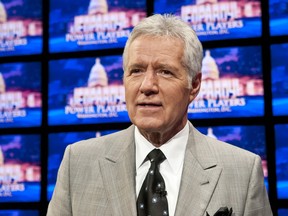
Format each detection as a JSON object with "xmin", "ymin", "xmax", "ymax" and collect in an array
[{"xmin": 47, "ymin": 14, "xmax": 272, "ymax": 216}]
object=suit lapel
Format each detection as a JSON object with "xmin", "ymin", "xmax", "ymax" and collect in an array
[
  {"xmin": 175, "ymin": 124, "xmax": 222, "ymax": 216},
  {"xmin": 99, "ymin": 126, "xmax": 137, "ymax": 216},
  {"xmin": 98, "ymin": 123, "xmax": 222, "ymax": 216}
]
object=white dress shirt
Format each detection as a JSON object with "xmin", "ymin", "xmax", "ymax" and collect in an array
[{"xmin": 135, "ymin": 122, "xmax": 189, "ymax": 216}]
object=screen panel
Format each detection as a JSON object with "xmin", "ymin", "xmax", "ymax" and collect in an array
[
  {"xmin": 269, "ymin": 0, "xmax": 288, "ymax": 36},
  {"xmin": 154, "ymin": 0, "xmax": 262, "ymax": 41},
  {"xmin": 188, "ymin": 46, "xmax": 264, "ymax": 119},
  {"xmin": 0, "ymin": 210, "xmax": 39, "ymax": 216},
  {"xmin": 278, "ymin": 209, "xmax": 288, "ymax": 216},
  {"xmin": 275, "ymin": 124, "xmax": 288, "ymax": 199},
  {"xmin": 0, "ymin": 134, "xmax": 41, "ymax": 202},
  {"xmin": 0, "ymin": 0, "xmax": 42, "ymax": 57},
  {"xmin": 271, "ymin": 43, "xmax": 288, "ymax": 116},
  {"xmin": 0, "ymin": 62, "xmax": 42, "ymax": 128},
  {"xmin": 47, "ymin": 130, "xmax": 117, "ymax": 200},
  {"xmin": 48, "ymin": 56, "xmax": 128, "ymax": 125},
  {"xmin": 197, "ymin": 125, "xmax": 268, "ymax": 188},
  {"xmin": 49, "ymin": 0, "xmax": 146, "ymax": 53}
]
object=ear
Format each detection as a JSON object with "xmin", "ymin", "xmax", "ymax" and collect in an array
[{"xmin": 189, "ymin": 72, "xmax": 202, "ymax": 103}]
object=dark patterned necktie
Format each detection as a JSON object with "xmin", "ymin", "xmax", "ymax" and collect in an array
[{"xmin": 137, "ymin": 149, "xmax": 169, "ymax": 216}]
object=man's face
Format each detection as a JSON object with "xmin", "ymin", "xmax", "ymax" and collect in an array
[{"xmin": 124, "ymin": 36, "xmax": 200, "ymax": 136}]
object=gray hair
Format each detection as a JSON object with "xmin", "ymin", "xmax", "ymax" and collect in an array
[{"xmin": 122, "ymin": 14, "xmax": 203, "ymax": 85}]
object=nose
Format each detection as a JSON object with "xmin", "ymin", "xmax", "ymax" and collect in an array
[{"xmin": 139, "ymin": 71, "xmax": 159, "ymax": 95}]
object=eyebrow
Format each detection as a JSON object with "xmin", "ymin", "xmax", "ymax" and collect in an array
[
  {"xmin": 128, "ymin": 62, "xmax": 178, "ymax": 71},
  {"xmin": 127, "ymin": 63, "xmax": 147, "ymax": 70},
  {"xmin": 155, "ymin": 63, "xmax": 179, "ymax": 72}
]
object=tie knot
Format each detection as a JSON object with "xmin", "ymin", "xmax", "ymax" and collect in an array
[{"xmin": 147, "ymin": 149, "xmax": 166, "ymax": 164}]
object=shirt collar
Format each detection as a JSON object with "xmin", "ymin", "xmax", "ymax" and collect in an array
[{"xmin": 135, "ymin": 122, "xmax": 189, "ymax": 175}]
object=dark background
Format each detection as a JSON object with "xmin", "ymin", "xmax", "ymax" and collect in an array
[{"xmin": 0, "ymin": 0, "xmax": 287, "ymax": 215}]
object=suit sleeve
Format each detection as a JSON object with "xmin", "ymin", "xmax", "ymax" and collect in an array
[
  {"xmin": 47, "ymin": 145, "xmax": 72, "ymax": 216},
  {"xmin": 243, "ymin": 155, "xmax": 272, "ymax": 216}
]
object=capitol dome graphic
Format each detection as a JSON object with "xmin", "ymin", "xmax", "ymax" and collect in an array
[
  {"xmin": 88, "ymin": 0, "xmax": 108, "ymax": 15},
  {"xmin": 197, "ymin": 0, "xmax": 218, "ymax": 5},
  {"xmin": 0, "ymin": 72, "xmax": 6, "ymax": 93},
  {"xmin": 201, "ymin": 50, "xmax": 219, "ymax": 80},
  {"xmin": 88, "ymin": 58, "xmax": 108, "ymax": 87},
  {"xmin": 0, "ymin": 0, "xmax": 7, "ymax": 23}
]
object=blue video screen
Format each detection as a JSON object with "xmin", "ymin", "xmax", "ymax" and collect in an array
[
  {"xmin": 275, "ymin": 124, "xmax": 288, "ymax": 199},
  {"xmin": 47, "ymin": 130, "xmax": 117, "ymax": 200},
  {"xmin": 154, "ymin": 0, "xmax": 262, "ymax": 41},
  {"xmin": 269, "ymin": 0, "xmax": 288, "ymax": 36},
  {"xmin": 0, "ymin": 62, "xmax": 42, "ymax": 128},
  {"xmin": 188, "ymin": 46, "xmax": 264, "ymax": 119},
  {"xmin": 0, "ymin": 210, "xmax": 39, "ymax": 216},
  {"xmin": 271, "ymin": 43, "xmax": 288, "ymax": 116},
  {"xmin": 197, "ymin": 125, "xmax": 268, "ymax": 189},
  {"xmin": 49, "ymin": 0, "xmax": 146, "ymax": 53},
  {"xmin": 0, "ymin": 0, "xmax": 42, "ymax": 57},
  {"xmin": 48, "ymin": 56, "xmax": 128, "ymax": 125},
  {"xmin": 0, "ymin": 134, "xmax": 41, "ymax": 202},
  {"xmin": 278, "ymin": 209, "xmax": 288, "ymax": 216}
]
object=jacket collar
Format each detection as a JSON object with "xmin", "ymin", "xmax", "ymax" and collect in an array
[
  {"xmin": 100, "ymin": 123, "xmax": 222, "ymax": 216},
  {"xmin": 175, "ymin": 122, "xmax": 222, "ymax": 216},
  {"xmin": 99, "ymin": 125, "xmax": 137, "ymax": 215}
]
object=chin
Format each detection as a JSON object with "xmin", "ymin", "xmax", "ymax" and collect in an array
[
  {"xmin": 131, "ymin": 114, "xmax": 164, "ymax": 128},
  {"xmin": 135, "ymin": 121, "xmax": 164, "ymax": 132}
]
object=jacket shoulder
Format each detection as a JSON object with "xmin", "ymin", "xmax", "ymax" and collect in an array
[
  {"xmin": 68, "ymin": 125, "xmax": 134, "ymax": 159},
  {"xmin": 191, "ymin": 126, "xmax": 261, "ymax": 167}
]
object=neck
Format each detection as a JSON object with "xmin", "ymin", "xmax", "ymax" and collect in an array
[{"xmin": 138, "ymin": 121, "xmax": 187, "ymax": 147}]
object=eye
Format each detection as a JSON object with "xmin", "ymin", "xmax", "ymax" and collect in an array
[
  {"xmin": 158, "ymin": 70, "xmax": 173, "ymax": 77},
  {"xmin": 129, "ymin": 68, "xmax": 142, "ymax": 75}
]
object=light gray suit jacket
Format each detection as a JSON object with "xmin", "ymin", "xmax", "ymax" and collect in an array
[{"xmin": 47, "ymin": 123, "xmax": 272, "ymax": 216}]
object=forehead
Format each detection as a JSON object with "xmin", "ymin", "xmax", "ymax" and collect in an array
[{"xmin": 127, "ymin": 35, "xmax": 184, "ymax": 64}]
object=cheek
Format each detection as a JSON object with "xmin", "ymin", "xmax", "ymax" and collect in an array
[
  {"xmin": 124, "ymin": 87, "xmax": 137, "ymax": 111},
  {"xmin": 125, "ymin": 86, "xmax": 135, "ymax": 100},
  {"xmin": 166, "ymin": 84, "xmax": 190, "ymax": 100},
  {"xmin": 125, "ymin": 78, "xmax": 141, "ymax": 95}
]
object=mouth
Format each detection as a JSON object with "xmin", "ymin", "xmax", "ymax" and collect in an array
[{"xmin": 137, "ymin": 102, "xmax": 162, "ymax": 108}]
